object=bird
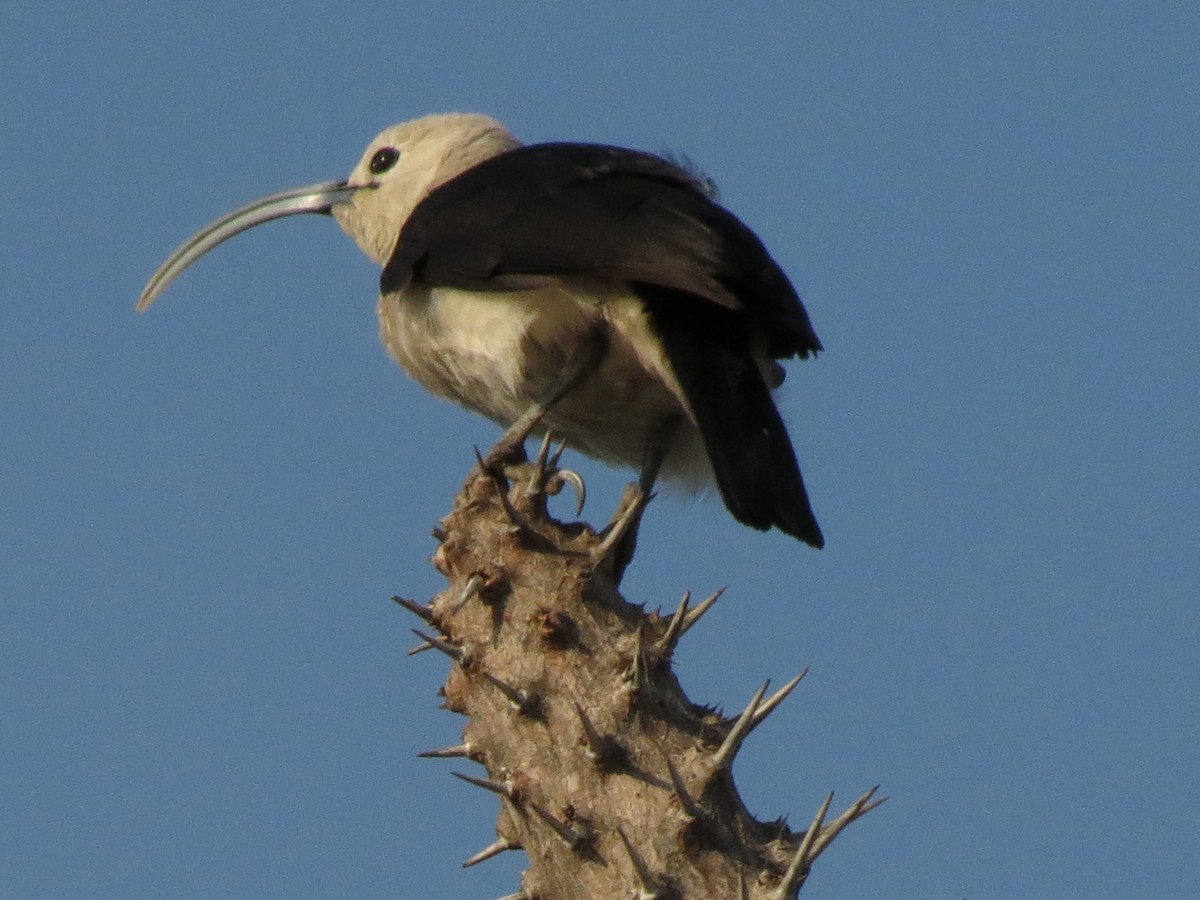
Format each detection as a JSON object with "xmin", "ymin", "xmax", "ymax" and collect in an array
[{"xmin": 139, "ymin": 113, "xmax": 825, "ymax": 547}]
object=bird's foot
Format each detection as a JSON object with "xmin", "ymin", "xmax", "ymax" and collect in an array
[
  {"xmin": 473, "ymin": 433, "xmax": 587, "ymax": 541},
  {"xmin": 521, "ymin": 433, "xmax": 586, "ymax": 516},
  {"xmin": 593, "ymin": 482, "xmax": 654, "ymax": 584},
  {"xmin": 476, "ymin": 432, "xmax": 530, "ymax": 475},
  {"xmin": 475, "ymin": 401, "xmax": 555, "ymax": 476}
]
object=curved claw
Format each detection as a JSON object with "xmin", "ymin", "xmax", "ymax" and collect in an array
[{"xmin": 552, "ymin": 468, "xmax": 587, "ymax": 516}]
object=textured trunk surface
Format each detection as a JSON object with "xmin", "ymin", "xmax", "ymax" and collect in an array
[{"xmin": 397, "ymin": 458, "xmax": 882, "ymax": 898}]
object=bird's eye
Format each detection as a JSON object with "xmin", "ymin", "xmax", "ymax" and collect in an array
[{"xmin": 368, "ymin": 147, "xmax": 400, "ymax": 174}]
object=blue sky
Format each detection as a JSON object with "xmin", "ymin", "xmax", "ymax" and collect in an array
[{"xmin": 2, "ymin": 3, "xmax": 1197, "ymax": 897}]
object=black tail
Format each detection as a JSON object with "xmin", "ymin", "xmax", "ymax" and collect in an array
[{"xmin": 643, "ymin": 290, "xmax": 824, "ymax": 547}]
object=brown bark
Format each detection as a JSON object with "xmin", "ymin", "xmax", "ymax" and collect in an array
[{"xmin": 397, "ymin": 456, "xmax": 883, "ymax": 898}]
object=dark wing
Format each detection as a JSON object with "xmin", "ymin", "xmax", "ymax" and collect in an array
[
  {"xmin": 381, "ymin": 143, "xmax": 821, "ymax": 360},
  {"xmin": 639, "ymin": 283, "xmax": 824, "ymax": 546},
  {"xmin": 383, "ymin": 142, "xmax": 825, "ymax": 545}
]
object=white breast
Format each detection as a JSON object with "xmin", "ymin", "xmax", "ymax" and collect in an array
[{"xmin": 376, "ymin": 282, "xmax": 713, "ymax": 488}]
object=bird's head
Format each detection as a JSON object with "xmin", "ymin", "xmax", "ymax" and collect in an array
[
  {"xmin": 137, "ymin": 113, "xmax": 519, "ymax": 310},
  {"xmin": 333, "ymin": 114, "xmax": 519, "ymax": 265}
]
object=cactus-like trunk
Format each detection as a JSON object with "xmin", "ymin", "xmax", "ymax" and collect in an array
[{"xmin": 397, "ymin": 452, "xmax": 882, "ymax": 898}]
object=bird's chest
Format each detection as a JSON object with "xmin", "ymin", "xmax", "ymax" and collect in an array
[{"xmin": 376, "ymin": 285, "xmax": 594, "ymax": 423}]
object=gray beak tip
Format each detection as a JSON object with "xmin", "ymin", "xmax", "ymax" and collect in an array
[{"xmin": 135, "ymin": 288, "xmax": 158, "ymax": 314}]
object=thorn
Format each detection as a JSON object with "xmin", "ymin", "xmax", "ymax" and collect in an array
[
  {"xmin": 660, "ymin": 751, "xmax": 703, "ymax": 822},
  {"xmin": 473, "ymin": 440, "xmax": 527, "ymax": 477},
  {"xmin": 533, "ymin": 430, "xmax": 554, "ymax": 474},
  {"xmin": 621, "ymin": 626, "xmax": 646, "ymax": 691},
  {"xmin": 482, "ymin": 671, "xmax": 542, "ymax": 717},
  {"xmin": 406, "ymin": 639, "xmax": 434, "ymax": 656},
  {"xmin": 473, "ymin": 446, "xmax": 529, "ymax": 530},
  {"xmin": 520, "ymin": 433, "xmax": 585, "ymax": 515},
  {"xmin": 391, "ymin": 595, "xmax": 436, "ymax": 626},
  {"xmin": 808, "ymin": 786, "xmax": 887, "ymax": 864},
  {"xmin": 431, "ymin": 541, "xmax": 453, "ymax": 578},
  {"xmin": 798, "ymin": 790, "xmax": 834, "ymax": 859},
  {"xmin": 654, "ymin": 591, "xmax": 690, "ymax": 658},
  {"xmin": 748, "ymin": 668, "xmax": 809, "ymax": 731},
  {"xmin": 417, "ymin": 742, "xmax": 475, "ymax": 759},
  {"xmin": 573, "ymin": 702, "xmax": 624, "ymax": 768},
  {"xmin": 548, "ymin": 437, "xmax": 568, "ymax": 469},
  {"xmin": 679, "ymin": 587, "xmax": 724, "ymax": 636},
  {"xmin": 573, "ymin": 701, "xmax": 607, "ymax": 761},
  {"xmin": 710, "ymin": 681, "xmax": 770, "ymax": 773},
  {"xmin": 616, "ymin": 825, "xmax": 669, "ymax": 899},
  {"xmin": 410, "ymin": 628, "xmax": 462, "ymax": 662},
  {"xmin": 770, "ymin": 788, "xmax": 887, "ymax": 898},
  {"xmin": 491, "ymin": 892, "xmax": 530, "ymax": 900},
  {"xmin": 537, "ymin": 608, "xmax": 577, "ymax": 649},
  {"xmin": 521, "ymin": 430, "xmax": 557, "ymax": 500},
  {"xmin": 452, "ymin": 771, "xmax": 518, "ymax": 801},
  {"xmin": 773, "ymin": 791, "xmax": 832, "ymax": 898},
  {"xmin": 472, "ymin": 444, "xmax": 491, "ymax": 473},
  {"xmin": 448, "ymin": 573, "xmax": 484, "ymax": 614},
  {"xmin": 493, "ymin": 476, "xmax": 533, "ymax": 531},
  {"xmin": 431, "ymin": 526, "xmax": 448, "ymax": 543},
  {"xmin": 462, "ymin": 836, "xmax": 521, "ymax": 868},
  {"xmin": 528, "ymin": 802, "xmax": 588, "ymax": 851}
]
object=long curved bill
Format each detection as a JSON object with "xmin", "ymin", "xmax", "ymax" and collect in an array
[{"xmin": 137, "ymin": 180, "xmax": 360, "ymax": 312}]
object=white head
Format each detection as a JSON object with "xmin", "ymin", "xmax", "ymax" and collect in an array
[
  {"xmin": 137, "ymin": 113, "xmax": 520, "ymax": 310},
  {"xmin": 333, "ymin": 114, "xmax": 521, "ymax": 265}
]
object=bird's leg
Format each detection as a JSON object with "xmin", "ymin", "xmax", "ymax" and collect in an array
[
  {"xmin": 478, "ymin": 403, "xmax": 545, "ymax": 470},
  {"xmin": 595, "ymin": 417, "xmax": 678, "ymax": 583},
  {"xmin": 477, "ymin": 327, "xmax": 607, "ymax": 473},
  {"xmin": 636, "ymin": 430, "xmax": 670, "ymax": 497}
]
